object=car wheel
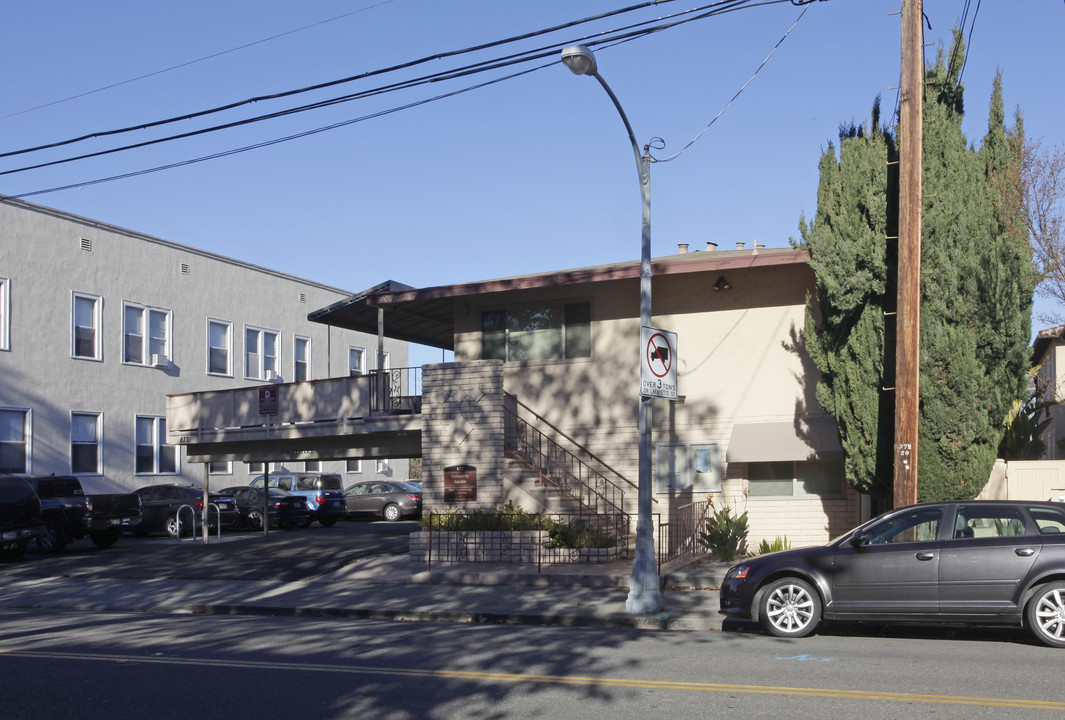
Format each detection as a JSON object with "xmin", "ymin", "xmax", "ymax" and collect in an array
[
  {"xmin": 758, "ymin": 577, "xmax": 821, "ymax": 638},
  {"xmin": 165, "ymin": 514, "xmax": 189, "ymax": 538},
  {"xmin": 247, "ymin": 511, "xmax": 265, "ymax": 531},
  {"xmin": 383, "ymin": 503, "xmax": 402, "ymax": 522},
  {"xmin": 89, "ymin": 528, "xmax": 122, "ymax": 548},
  {"xmin": 36, "ymin": 520, "xmax": 68, "ymax": 554},
  {"xmin": 301, "ymin": 517, "xmax": 313, "ymax": 529},
  {"xmin": 318, "ymin": 516, "xmax": 337, "ymax": 528},
  {"xmin": 1026, "ymin": 581, "xmax": 1065, "ymax": 648}
]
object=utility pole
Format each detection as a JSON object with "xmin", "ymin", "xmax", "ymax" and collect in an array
[{"xmin": 894, "ymin": 0, "xmax": 923, "ymax": 508}]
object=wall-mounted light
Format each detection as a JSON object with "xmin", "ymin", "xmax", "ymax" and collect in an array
[{"xmin": 713, "ymin": 276, "xmax": 731, "ymax": 291}]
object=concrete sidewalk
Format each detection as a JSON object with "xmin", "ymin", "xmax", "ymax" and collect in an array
[{"xmin": 0, "ymin": 554, "xmax": 730, "ymax": 631}]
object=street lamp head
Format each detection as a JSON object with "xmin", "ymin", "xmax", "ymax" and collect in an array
[{"xmin": 561, "ymin": 45, "xmax": 597, "ymax": 77}]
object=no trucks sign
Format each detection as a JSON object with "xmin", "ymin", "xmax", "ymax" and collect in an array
[{"xmin": 641, "ymin": 326, "xmax": 677, "ymax": 400}]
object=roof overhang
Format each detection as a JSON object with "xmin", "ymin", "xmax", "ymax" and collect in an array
[{"xmin": 309, "ymin": 248, "xmax": 810, "ymax": 350}]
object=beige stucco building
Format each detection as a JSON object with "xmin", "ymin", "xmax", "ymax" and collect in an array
[{"xmin": 171, "ymin": 243, "xmax": 862, "ymax": 548}]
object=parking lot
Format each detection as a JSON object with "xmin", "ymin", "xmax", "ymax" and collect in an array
[{"xmin": 0, "ymin": 518, "xmax": 419, "ymax": 583}]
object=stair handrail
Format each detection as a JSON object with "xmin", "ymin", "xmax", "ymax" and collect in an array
[{"xmin": 505, "ymin": 393, "xmax": 655, "ymax": 505}]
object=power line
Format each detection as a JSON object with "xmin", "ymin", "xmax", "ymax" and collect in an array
[
  {"xmin": 0, "ymin": 0, "xmax": 399, "ymax": 122},
  {"xmin": 0, "ymin": 0, "xmax": 689, "ymax": 160},
  {"xmin": 5, "ymin": 0, "xmax": 815, "ymax": 198}
]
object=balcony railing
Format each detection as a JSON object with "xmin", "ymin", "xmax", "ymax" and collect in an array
[{"xmin": 369, "ymin": 367, "xmax": 423, "ymax": 415}]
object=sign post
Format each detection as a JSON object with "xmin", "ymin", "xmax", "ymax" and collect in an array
[{"xmin": 641, "ymin": 326, "xmax": 677, "ymax": 400}]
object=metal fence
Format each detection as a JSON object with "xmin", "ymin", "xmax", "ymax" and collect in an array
[
  {"xmin": 417, "ymin": 511, "xmax": 633, "ymax": 571},
  {"xmin": 658, "ymin": 500, "xmax": 709, "ymax": 563}
]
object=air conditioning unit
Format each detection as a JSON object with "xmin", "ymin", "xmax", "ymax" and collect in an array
[
  {"xmin": 265, "ymin": 370, "xmax": 279, "ymax": 382},
  {"xmin": 151, "ymin": 354, "xmax": 169, "ymax": 367}
]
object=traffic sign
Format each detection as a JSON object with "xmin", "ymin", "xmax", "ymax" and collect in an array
[{"xmin": 641, "ymin": 326, "xmax": 677, "ymax": 399}]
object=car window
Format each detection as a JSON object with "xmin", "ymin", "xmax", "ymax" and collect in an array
[
  {"xmin": 864, "ymin": 507, "xmax": 943, "ymax": 545},
  {"xmin": 318, "ymin": 476, "xmax": 342, "ymax": 490},
  {"xmin": 1027, "ymin": 505, "xmax": 1065, "ymax": 535},
  {"xmin": 953, "ymin": 505, "xmax": 1028, "ymax": 539},
  {"xmin": 347, "ymin": 484, "xmax": 369, "ymax": 496}
]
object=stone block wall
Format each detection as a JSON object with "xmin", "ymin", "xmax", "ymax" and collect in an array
[{"xmin": 421, "ymin": 360, "xmax": 506, "ymax": 511}]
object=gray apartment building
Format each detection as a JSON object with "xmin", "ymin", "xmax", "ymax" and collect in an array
[{"xmin": 0, "ymin": 197, "xmax": 408, "ymax": 493}]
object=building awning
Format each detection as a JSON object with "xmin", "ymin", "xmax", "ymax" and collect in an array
[{"xmin": 726, "ymin": 418, "xmax": 843, "ymax": 463}]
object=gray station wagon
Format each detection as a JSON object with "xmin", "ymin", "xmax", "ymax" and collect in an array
[{"xmin": 719, "ymin": 500, "xmax": 1065, "ymax": 647}]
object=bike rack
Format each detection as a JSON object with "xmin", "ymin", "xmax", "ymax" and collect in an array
[{"xmin": 175, "ymin": 503, "xmax": 223, "ymax": 543}]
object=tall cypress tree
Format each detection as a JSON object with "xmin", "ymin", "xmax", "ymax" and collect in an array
[{"xmin": 799, "ymin": 31, "xmax": 1034, "ymax": 503}]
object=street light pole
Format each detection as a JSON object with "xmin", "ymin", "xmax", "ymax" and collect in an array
[{"xmin": 562, "ymin": 45, "xmax": 663, "ymax": 614}]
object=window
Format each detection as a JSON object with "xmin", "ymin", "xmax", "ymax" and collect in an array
[
  {"xmin": 953, "ymin": 505, "xmax": 1029, "ymax": 539},
  {"xmin": 207, "ymin": 319, "xmax": 231, "ymax": 376},
  {"xmin": 349, "ymin": 347, "xmax": 365, "ymax": 376},
  {"xmin": 481, "ymin": 301, "xmax": 591, "ymax": 362},
  {"xmin": 0, "ymin": 277, "xmax": 9, "ymax": 351},
  {"xmin": 71, "ymin": 412, "xmax": 101, "ymax": 474},
  {"xmin": 864, "ymin": 507, "xmax": 943, "ymax": 545},
  {"xmin": 0, "ymin": 408, "xmax": 29, "ymax": 474},
  {"xmin": 245, "ymin": 326, "xmax": 279, "ymax": 380},
  {"xmin": 376, "ymin": 458, "xmax": 390, "ymax": 473},
  {"xmin": 346, "ymin": 459, "xmax": 363, "ymax": 473},
  {"xmin": 208, "ymin": 461, "xmax": 232, "ymax": 475},
  {"xmin": 294, "ymin": 336, "xmax": 310, "ymax": 381},
  {"xmin": 305, "ymin": 460, "xmax": 321, "ymax": 472},
  {"xmin": 72, "ymin": 293, "xmax": 101, "ymax": 360},
  {"xmin": 1029, "ymin": 505, "xmax": 1065, "ymax": 535},
  {"xmin": 249, "ymin": 461, "xmax": 280, "ymax": 475},
  {"xmin": 135, "ymin": 416, "xmax": 177, "ymax": 474},
  {"xmin": 747, "ymin": 461, "xmax": 843, "ymax": 497},
  {"xmin": 124, "ymin": 303, "xmax": 171, "ymax": 365},
  {"xmin": 656, "ymin": 442, "xmax": 722, "ymax": 494}
]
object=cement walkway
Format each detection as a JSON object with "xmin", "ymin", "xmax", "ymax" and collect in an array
[{"xmin": 0, "ymin": 553, "xmax": 731, "ymax": 631}]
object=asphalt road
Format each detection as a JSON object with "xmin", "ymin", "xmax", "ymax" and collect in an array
[
  {"xmin": 2, "ymin": 608, "xmax": 1064, "ymax": 720},
  {"xmin": 0, "ymin": 518, "xmax": 417, "ymax": 582}
]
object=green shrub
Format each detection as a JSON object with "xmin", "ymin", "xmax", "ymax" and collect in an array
[
  {"xmin": 419, "ymin": 503, "xmax": 615, "ymax": 549},
  {"xmin": 698, "ymin": 501, "xmax": 749, "ymax": 562},
  {"xmin": 757, "ymin": 535, "xmax": 790, "ymax": 555}
]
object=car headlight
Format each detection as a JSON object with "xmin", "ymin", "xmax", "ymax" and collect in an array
[{"xmin": 727, "ymin": 565, "xmax": 750, "ymax": 581}]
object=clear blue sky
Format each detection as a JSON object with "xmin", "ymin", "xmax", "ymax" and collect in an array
[{"xmin": 3, "ymin": 1, "xmax": 1063, "ymax": 365}]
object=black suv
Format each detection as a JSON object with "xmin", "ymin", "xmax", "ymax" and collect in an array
[{"xmin": 0, "ymin": 475, "xmax": 45, "ymax": 561}]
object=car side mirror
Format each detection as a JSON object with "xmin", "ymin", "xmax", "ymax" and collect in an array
[{"xmin": 850, "ymin": 532, "xmax": 868, "ymax": 548}]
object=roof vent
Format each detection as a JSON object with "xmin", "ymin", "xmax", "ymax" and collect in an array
[
  {"xmin": 180, "ymin": 263, "xmax": 191, "ymax": 275},
  {"xmin": 677, "ymin": 243, "xmax": 689, "ymax": 254},
  {"xmin": 80, "ymin": 238, "xmax": 92, "ymax": 252},
  {"xmin": 706, "ymin": 241, "xmax": 717, "ymax": 252},
  {"xmin": 736, "ymin": 241, "xmax": 745, "ymax": 250}
]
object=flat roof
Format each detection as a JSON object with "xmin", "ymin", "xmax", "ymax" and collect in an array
[{"xmin": 309, "ymin": 247, "xmax": 809, "ymax": 350}]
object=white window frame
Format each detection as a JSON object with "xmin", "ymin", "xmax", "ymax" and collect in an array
[
  {"xmin": 0, "ymin": 407, "xmax": 30, "ymax": 474},
  {"xmin": 135, "ymin": 415, "xmax": 179, "ymax": 475},
  {"xmin": 249, "ymin": 461, "xmax": 280, "ymax": 475},
  {"xmin": 376, "ymin": 350, "xmax": 391, "ymax": 371},
  {"xmin": 72, "ymin": 292, "xmax": 102, "ymax": 360},
  {"xmin": 346, "ymin": 459, "xmax": 363, "ymax": 474},
  {"xmin": 123, "ymin": 302, "xmax": 172, "ymax": 366},
  {"xmin": 376, "ymin": 458, "xmax": 390, "ymax": 474},
  {"xmin": 0, "ymin": 277, "xmax": 10, "ymax": 351},
  {"xmin": 71, "ymin": 411, "xmax": 102, "ymax": 475},
  {"xmin": 747, "ymin": 460, "xmax": 844, "ymax": 497},
  {"xmin": 294, "ymin": 335, "xmax": 311, "ymax": 382},
  {"xmin": 349, "ymin": 347, "xmax": 365, "ymax": 376},
  {"xmin": 208, "ymin": 461, "xmax": 232, "ymax": 475},
  {"xmin": 245, "ymin": 325, "xmax": 280, "ymax": 381},
  {"xmin": 207, "ymin": 319, "xmax": 232, "ymax": 376},
  {"xmin": 655, "ymin": 441, "xmax": 722, "ymax": 494}
]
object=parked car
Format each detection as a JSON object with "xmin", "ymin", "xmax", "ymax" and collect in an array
[
  {"xmin": 23, "ymin": 474, "xmax": 141, "ymax": 553},
  {"xmin": 719, "ymin": 500, "xmax": 1065, "ymax": 647},
  {"xmin": 126, "ymin": 484, "xmax": 240, "ymax": 537},
  {"xmin": 0, "ymin": 475, "xmax": 45, "ymax": 561},
  {"xmin": 218, "ymin": 486, "xmax": 310, "ymax": 530},
  {"xmin": 344, "ymin": 480, "xmax": 422, "ymax": 522},
  {"xmin": 250, "ymin": 473, "xmax": 347, "ymax": 527}
]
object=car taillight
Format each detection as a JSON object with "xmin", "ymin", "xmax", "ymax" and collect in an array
[
  {"xmin": 407, "ymin": 494, "xmax": 421, "ymax": 502},
  {"xmin": 84, "ymin": 498, "xmax": 93, "ymax": 516},
  {"xmin": 193, "ymin": 500, "xmax": 204, "ymax": 510},
  {"xmin": 316, "ymin": 494, "xmax": 324, "ymax": 505},
  {"xmin": 273, "ymin": 502, "xmax": 282, "ymax": 509}
]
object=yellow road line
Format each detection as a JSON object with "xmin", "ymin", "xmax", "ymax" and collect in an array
[{"xmin": 3, "ymin": 649, "xmax": 1063, "ymax": 711}]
